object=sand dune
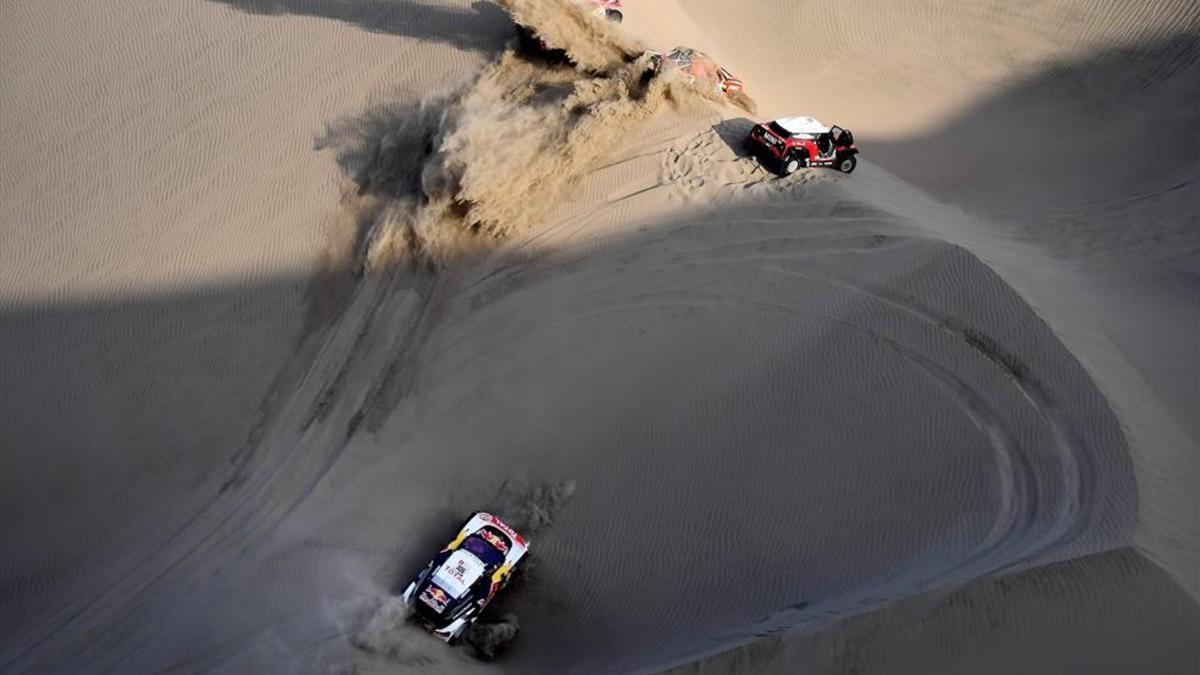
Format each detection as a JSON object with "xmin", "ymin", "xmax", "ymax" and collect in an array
[
  {"xmin": 1, "ymin": 0, "xmax": 1196, "ymax": 673},
  {"xmin": 665, "ymin": 548, "xmax": 1199, "ymax": 675}
]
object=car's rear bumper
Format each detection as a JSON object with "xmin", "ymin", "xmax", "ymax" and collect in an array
[{"xmin": 744, "ymin": 137, "xmax": 784, "ymax": 170}]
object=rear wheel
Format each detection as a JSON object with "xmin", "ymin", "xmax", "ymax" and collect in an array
[
  {"xmin": 781, "ymin": 152, "xmax": 805, "ymax": 177},
  {"xmin": 606, "ymin": 9, "xmax": 623, "ymax": 23},
  {"xmin": 837, "ymin": 154, "xmax": 857, "ymax": 174}
]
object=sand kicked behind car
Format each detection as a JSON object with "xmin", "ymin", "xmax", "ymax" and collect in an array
[
  {"xmin": 356, "ymin": 52, "xmax": 715, "ymax": 268},
  {"xmin": 497, "ymin": 0, "xmax": 643, "ymax": 71}
]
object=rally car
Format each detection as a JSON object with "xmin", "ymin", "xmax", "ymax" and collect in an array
[
  {"xmin": 647, "ymin": 47, "xmax": 756, "ymax": 114},
  {"xmin": 591, "ymin": 0, "xmax": 623, "ymax": 22},
  {"xmin": 515, "ymin": 0, "xmax": 623, "ymax": 57},
  {"xmin": 402, "ymin": 512, "xmax": 529, "ymax": 643},
  {"xmin": 744, "ymin": 116, "xmax": 859, "ymax": 176}
]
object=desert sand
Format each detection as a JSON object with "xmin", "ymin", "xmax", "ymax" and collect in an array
[{"xmin": 1, "ymin": 0, "xmax": 1197, "ymax": 673}]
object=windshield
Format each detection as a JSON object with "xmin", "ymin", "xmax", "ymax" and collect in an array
[
  {"xmin": 462, "ymin": 534, "xmax": 507, "ymax": 567},
  {"xmin": 768, "ymin": 121, "xmax": 792, "ymax": 138}
]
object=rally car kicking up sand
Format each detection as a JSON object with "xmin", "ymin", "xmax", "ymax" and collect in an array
[
  {"xmin": 647, "ymin": 47, "xmax": 756, "ymax": 114},
  {"xmin": 589, "ymin": 0, "xmax": 623, "ymax": 22},
  {"xmin": 402, "ymin": 513, "xmax": 529, "ymax": 643},
  {"xmin": 515, "ymin": 0, "xmax": 623, "ymax": 57},
  {"xmin": 744, "ymin": 116, "xmax": 859, "ymax": 176}
]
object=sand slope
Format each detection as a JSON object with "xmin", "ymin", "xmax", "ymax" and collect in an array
[
  {"xmin": 1, "ymin": 0, "xmax": 1196, "ymax": 673},
  {"xmin": 0, "ymin": 0, "xmax": 503, "ymax": 668},
  {"xmin": 665, "ymin": 547, "xmax": 1199, "ymax": 675}
]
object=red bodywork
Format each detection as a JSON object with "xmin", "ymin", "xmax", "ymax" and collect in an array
[
  {"xmin": 744, "ymin": 120, "xmax": 859, "ymax": 175},
  {"xmin": 653, "ymin": 47, "xmax": 743, "ymax": 93},
  {"xmin": 647, "ymin": 47, "xmax": 756, "ymax": 113},
  {"xmin": 477, "ymin": 512, "xmax": 527, "ymax": 548}
]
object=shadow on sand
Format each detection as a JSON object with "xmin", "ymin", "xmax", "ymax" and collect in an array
[
  {"xmin": 208, "ymin": 0, "xmax": 513, "ymax": 54},
  {"xmin": 709, "ymin": 116, "xmax": 755, "ymax": 157}
]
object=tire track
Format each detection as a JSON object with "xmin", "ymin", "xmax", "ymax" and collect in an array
[{"xmin": 1, "ymin": 273, "xmax": 434, "ymax": 673}]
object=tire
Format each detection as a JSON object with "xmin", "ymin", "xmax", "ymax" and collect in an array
[
  {"xmin": 781, "ymin": 152, "xmax": 805, "ymax": 177},
  {"xmin": 606, "ymin": 9, "xmax": 623, "ymax": 23},
  {"xmin": 837, "ymin": 154, "xmax": 857, "ymax": 174},
  {"xmin": 639, "ymin": 53, "xmax": 662, "ymax": 88}
]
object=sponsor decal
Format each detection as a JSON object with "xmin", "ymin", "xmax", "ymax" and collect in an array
[
  {"xmin": 447, "ymin": 559, "xmax": 471, "ymax": 585},
  {"xmin": 477, "ymin": 513, "xmax": 524, "ymax": 546},
  {"xmin": 433, "ymin": 550, "xmax": 487, "ymax": 597},
  {"xmin": 420, "ymin": 586, "xmax": 449, "ymax": 612},
  {"xmin": 481, "ymin": 530, "xmax": 509, "ymax": 553}
]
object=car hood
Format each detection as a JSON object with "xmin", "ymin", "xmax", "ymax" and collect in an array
[{"xmin": 431, "ymin": 550, "xmax": 488, "ymax": 598}]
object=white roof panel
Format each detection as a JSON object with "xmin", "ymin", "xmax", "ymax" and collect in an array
[{"xmin": 775, "ymin": 116, "xmax": 828, "ymax": 135}]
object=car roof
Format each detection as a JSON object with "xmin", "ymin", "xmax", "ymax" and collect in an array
[{"xmin": 774, "ymin": 116, "xmax": 828, "ymax": 135}]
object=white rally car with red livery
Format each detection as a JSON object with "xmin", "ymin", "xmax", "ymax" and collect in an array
[{"xmin": 402, "ymin": 512, "xmax": 529, "ymax": 642}]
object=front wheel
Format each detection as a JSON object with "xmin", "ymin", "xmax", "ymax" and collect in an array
[{"xmin": 837, "ymin": 154, "xmax": 857, "ymax": 174}]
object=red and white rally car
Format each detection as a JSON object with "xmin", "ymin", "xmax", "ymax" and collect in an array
[
  {"xmin": 744, "ymin": 116, "xmax": 859, "ymax": 176},
  {"xmin": 515, "ymin": 0, "xmax": 623, "ymax": 56},
  {"xmin": 590, "ymin": 0, "xmax": 623, "ymax": 22},
  {"xmin": 647, "ymin": 47, "xmax": 756, "ymax": 114}
]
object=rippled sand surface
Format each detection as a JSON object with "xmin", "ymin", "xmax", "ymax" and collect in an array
[{"xmin": 1, "ymin": 0, "xmax": 1195, "ymax": 673}]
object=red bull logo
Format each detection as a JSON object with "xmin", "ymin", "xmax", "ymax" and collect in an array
[
  {"xmin": 481, "ymin": 530, "xmax": 509, "ymax": 553},
  {"xmin": 420, "ymin": 586, "xmax": 449, "ymax": 612}
]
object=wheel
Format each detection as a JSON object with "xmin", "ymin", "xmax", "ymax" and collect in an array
[
  {"xmin": 606, "ymin": 9, "xmax": 623, "ymax": 23},
  {"xmin": 781, "ymin": 152, "xmax": 805, "ymax": 177},
  {"xmin": 837, "ymin": 154, "xmax": 857, "ymax": 174}
]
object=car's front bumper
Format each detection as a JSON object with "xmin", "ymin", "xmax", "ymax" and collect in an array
[{"xmin": 433, "ymin": 617, "xmax": 471, "ymax": 642}]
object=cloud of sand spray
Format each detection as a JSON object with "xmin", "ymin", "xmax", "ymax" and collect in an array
[
  {"xmin": 361, "ymin": 55, "xmax": 719, "ymax": 269},
  {"xmin": 347, "ymin": 479, "xmax": 577, "ymax": 662},
  {"xmin": 498, "ymin": 0, "xmax": 644, "ymax": 72},
  {"xmin": 346, "ymin": 1, "xmax": 737, "ymax": 270},
  {"xmin": 343, "ymin": 559, "xmax": 462, "ymax": 665}
]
